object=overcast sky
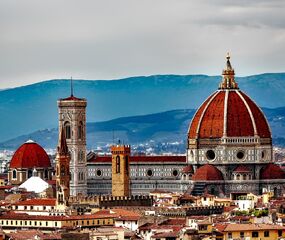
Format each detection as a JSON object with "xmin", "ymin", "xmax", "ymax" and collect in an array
[{"xmin": 0, "ymin": 0, "xmax": 285, "ymax": 88}]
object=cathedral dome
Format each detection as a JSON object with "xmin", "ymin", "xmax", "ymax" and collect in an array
[
  {"xmin": 188, "ymin": 55, "xmax": 271, "ymax": 140},
  {"xmin": 192, "ymin": 164, "xmax": 224, "ymax": 181},
  {"xmin": 260, "ymin": 163, "xmax": 285, "ymax": 180},
  {"xmin": 10, "ymin": 140, "xmax": 51, "ymax": 169}
]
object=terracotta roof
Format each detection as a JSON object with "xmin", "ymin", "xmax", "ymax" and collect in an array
[
  {"xmin": 182, "ymin": 165, "xmax": 194, "ymax": 173},
  {"xmin": 151, "ymin": 231, "xmax": 180, "ymax": 238},
  {"xmin": 10, "ymin": 141, "xmax": 51, "ymax": 169},
  {"xmin": 188, "ymin": 79, "xmax": 271, "ymax": 139},
  {"xmin": 6, "ymin": 230, "xmax": 61, "ymax": 240},
  {"xmin": 60, "ymin": 95, "xmax": 84, "ymax": 101},
  {"xmin": 14, "ymin": 198, "xmax": 56, "ymax": 206},
  {"xmin": 233, "ymin": 165, "xmax": 251, "ymax": 173},
  {"xmin": 160, "ymin": 218, "xmax": 186, "ymax": 226},
  {"xmin": 89, "ymin": 155, "xmax": 186, "ymax": 163},
  {"xmin": 223, "ymin": 223, "xmax": 285, "ymax": 232},
  {"xmin": 260, "ymin": 163, "xmax": 285, "ymax": 180},
  {"xmin": 111, "ymin": 208, "xmax": 140, "ymax": 221},
  {"xmin": 192, "ymin": 164, "xmax": 224, "ymax": 181}
]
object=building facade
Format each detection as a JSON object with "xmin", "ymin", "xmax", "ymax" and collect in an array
[{"xmin": 57, "ymin": 94, "xmax": 87, "ymax": 196}]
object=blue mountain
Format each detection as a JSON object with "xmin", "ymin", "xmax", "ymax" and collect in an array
[
  {"xmin": 0, "ymin": 73, "xmax": 285, "ymax": 142},
  {"xmin": 0, "ymin": 107, "xmax": 285, "ymax": 151}
]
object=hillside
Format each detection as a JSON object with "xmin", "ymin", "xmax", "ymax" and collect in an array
[
  {"xmin": 1, "ymin": 107, "xmax": 285, "ymax": 150},
  {"xmin": 0, "ymin": 73, "xmax": 285, "ymax": 142}
]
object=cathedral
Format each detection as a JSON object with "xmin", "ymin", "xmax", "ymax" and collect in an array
[{"xmin": 8, "ymin": 54, "xmax": 285, "ymax": 198}]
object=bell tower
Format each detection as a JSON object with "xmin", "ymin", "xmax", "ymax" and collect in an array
[
  {"xmin": 111, "ymin": 144, "xmax": 130, "ymax": 197},
  {"xmin": 57, "ymin": 82, "xmax": 87, "ymax": 196},
  {"xmin": 56, "ymin": 126, "xmax": 70, "ymax": 206}
]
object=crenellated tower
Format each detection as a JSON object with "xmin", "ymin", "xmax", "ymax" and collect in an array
[
  {"xmin": 111, "ymin": 144, "xmax": 130, "ymax": 197},
  {"xmin": 57, "ymin": 85, "xmax": 87, "ymax": 196},
  {"xmin": 56, "ymin": 126, "xmax": 70, "ymax": 206}
]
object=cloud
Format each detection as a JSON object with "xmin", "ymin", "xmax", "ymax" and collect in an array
[{"xmin": 0, "ymin": 0, "xmax": 284, "ymax": 88}]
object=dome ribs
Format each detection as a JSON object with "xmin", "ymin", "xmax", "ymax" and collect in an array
[
  {"xmin": 188, "ymin": 92, "xmax": 216, "ymax": 139},
  {"xmin": 199, "ymin": 91, "xmax": 225, "ymax": 138},
  {"xmin": 227, "ymin": 91, "xmax": 254, "ymax": 137},
  {"xmin": 240, "ymin": 92, "xmax": 271, "ymax": 138}
]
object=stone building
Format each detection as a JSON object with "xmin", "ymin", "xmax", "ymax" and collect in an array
[
  {"xmin": 57, "ymin": 94, "xmax": 87, "ymax": 196},
  {"xmin": 187, "ymin": 54, "xmax": 285, "ymax": 197}
]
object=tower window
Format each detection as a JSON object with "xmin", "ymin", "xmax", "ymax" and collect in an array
[
  {"xmin": 12, "ymin": 169, "xmax": 17, "ymax": 179},
  {"xmin": 116, "ymin": 156, "xmax": 120, "ymax": 173},
  {"xmin": 125, "ymin": 156, "xmax": 129, "ymax": 175},
  {"xmin": 78, "ymin": 121, "xmax": 83, "ymax": 139},
  {"xmin": 44, "ymin": 169, "xmax": 48, "ymax": 179},
  {"xmin": 64, "ymin": 121, "xmax": 71, "ymax": 139}
]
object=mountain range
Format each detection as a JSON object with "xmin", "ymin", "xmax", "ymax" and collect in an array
[
  {"xmin": 0, "ymin": 107, "xmax": 285, "ymax": 150},
  {"xmin": 0, "ymin": 73, "xmax": 285, "ymax": 143}
]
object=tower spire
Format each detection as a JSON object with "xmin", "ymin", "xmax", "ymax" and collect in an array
[
  {"xmin": 219, "ymin": 53, "xmax": 239, "ymax": 90},
  {"xmin": 70, "ymin": 76, "xmax": 73, "ymax": 97},
  {"xmin": 58, "ymin": 125, "xmax": 69, "ymax": 155}
]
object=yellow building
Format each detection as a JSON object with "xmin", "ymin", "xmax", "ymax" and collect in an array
[
  {"xmin": 0, "ymin": 211, "xmax": 115, "ymax": 232},
  {"xmin": 111, "ymin": 144, "xmax": 130, "ymax": 197},
  {"xmin": 222, "ymin": 223, "xmax": 285, "ymax": 240}
]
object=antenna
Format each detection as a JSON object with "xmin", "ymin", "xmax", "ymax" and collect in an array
[{"xmin": 70, "ymin": 76, "xmax": 74, "ymax": 97}]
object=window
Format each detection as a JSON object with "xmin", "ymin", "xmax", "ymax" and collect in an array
[
  {"xmin": 44, "ymin": 169, "xmax": 48, "ymax": 179},
  {"xmin": 278, "ymin": 230, "xmax": 282, "ymax": 237},
  {"xmin": 61, "ymin": 165, "xmax": 65, "ymax": 176},
  {"xmin": 240, "ymin": 232, "xmax": 244, "ymax": 238},
  {"xmin": 125, "ymin": 156, "xmax": 129, "ymax": 175},
  {"xmin": 228, "ymin": 233, "xmax": 232, "ymax": 238},
  {"xmin": 12, "ymin": 169, "xmax": 17, "ymax": 179},
  {"xmin": 78, "ymin": 121, "xmax": 83, "ymax": 139},
  {"xmin": 64, "ymin": 121, "xmax": 71, "ymax": 139},
  {"xmin": 264, "ymin": 231, "xmax": 269, "ymax": 237},
  {"xmin": 252, "ymin": 232, "xmax": 259, "ymax": 237},
  {"xmin": 28, "ymin": 169, "xmax": 33, "ymax": 178},
  {"xmin": 116, "ymin": 156, "xmax": 120, "ymax": 173}
]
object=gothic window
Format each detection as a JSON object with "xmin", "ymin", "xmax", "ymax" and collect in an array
[
  {"xmin": 237, "ymin": 174, "xmax": 240, "ymax": 180},
  {"xmin": 78, "ymin": 151, "xmax": 84, "ymax": 163},
  {"xmin": 116, "ymin": 156, "xmax": 120, "ymax": 173},
  {"xmin": 64, "ymin": 121, "xmax": 71, "ymax": 139},
  {"xmin": 12, "ymin": 170, "xmax": 17, "ymax": 179},
  {"xmin": 61, "ymin": 166, "xmax": 65, "ymax": 176},
  {"xmin": 78, "ymin": 121, "xmax": 83, "ymax": 139}
]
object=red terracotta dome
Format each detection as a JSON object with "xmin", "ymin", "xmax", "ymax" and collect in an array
[
  {"xmin": 188, "ymin": 55, "xmax": 271, "ymax": 139},
  {"xmin": 10, "ymin": 140, "xmax": 51, "ymax": 169},
  {"xmin": 182, "ymin": 165, "xmax": 194, "ymax": 173},
  {"xmin": 192, "ymin": 164, "xmax": 224, "ymax": 181},
  {"xmin": 260, "ymin": 163, "xmax": 285, "ymax": 180}
]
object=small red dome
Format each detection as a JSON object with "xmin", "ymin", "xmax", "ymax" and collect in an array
[
  {"xmin": 10, "ymin": 140, "xmax": 51, "ymax": 169},
  {"xmin": 192, "ymin": 164, "xmax": 224, "ymax": 181},
  {"xmin": 182, "ymin": 165, "xmax": 194, "ymax": 173},
  {"xmin": 260, "ymin": 163, "xmax": 285, "ymax": 180}
]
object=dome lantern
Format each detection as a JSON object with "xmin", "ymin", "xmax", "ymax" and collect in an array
[{"xmin": 219, "ymin": 53, "xmax": 239, "ymax": 90}]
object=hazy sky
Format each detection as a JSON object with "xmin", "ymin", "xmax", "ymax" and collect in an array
[{"xmin": 0, "ymin": 0, "xmax": 285, "ymax": 88}]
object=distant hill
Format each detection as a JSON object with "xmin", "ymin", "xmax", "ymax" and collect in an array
[
  {"xmin": 0, "ymin": 73, "xmax": 285, "ymax": 142},
  {"xmin": 1, "ymin": 107, "xmax": 285, "ymax": 150}
]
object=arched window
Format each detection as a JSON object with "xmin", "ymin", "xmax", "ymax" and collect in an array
[
  {"xmin": 44, "ymin": 169, "xmax": 49, "ymax": 179},
  {"xmin": 237, "ymin": 174, "xmax": 240, "ymax": 180},
  {"xmin": 64, "ymin": 121, "xmax": 71, "ymax": 139},
  {"xmin": 61, "ymin": 166, "xmax": 65, "ymax": 176},
  {"xmin": 116, "ymin": 156, "xmax": 120, "ymax": 173},
  {"xmin": 243, "ymin": 174, "xmax": 246, "ymax": 180},
  {"xmin": 78, "ymin": 121, "xmax": 83, "ymax": 140},
  {"xmin": 12, "ymin": 170, "xmax": 17, "ymax": 179},
  {"xmin": 28, "ymin": 170, "xmax": 33, "ymax": 178}
]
